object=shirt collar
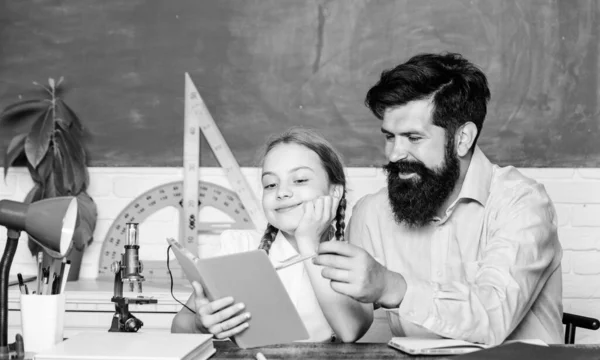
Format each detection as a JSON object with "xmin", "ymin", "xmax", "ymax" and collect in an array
[
  {"xmin": 455, "ymin": 145, "xmax": 493, "ymax": 206},
  {"xmin": 268, "ymin": 231, "xmax": 299, "ymax": 262}
]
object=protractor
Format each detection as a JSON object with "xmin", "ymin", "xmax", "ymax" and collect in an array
[{"xmin": 98, "ymin": 180, "xmax": 255, "ymax": 278}]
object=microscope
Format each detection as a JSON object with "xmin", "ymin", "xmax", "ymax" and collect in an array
[{"xmin": 109, "ymin": 223, "xmax": 157, "ymax": 332}]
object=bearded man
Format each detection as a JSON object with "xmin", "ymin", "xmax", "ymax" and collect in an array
[{"xmin": 314, "ymin": 52, "xmax": 563, "ymax": 345}]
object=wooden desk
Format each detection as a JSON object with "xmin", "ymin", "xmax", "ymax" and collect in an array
[
  {"xmin": 213, "ymin": 341, "xmax": 432, "ymax": 359},
  {"xmin": 211, "ymin": 341, "xmax": 600, "ymax": 360}
]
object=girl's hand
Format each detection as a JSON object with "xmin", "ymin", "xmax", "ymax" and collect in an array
[
  {"xmin": 191, "ymin": 281, "xmax": 251, "ymax": 339},
  {"xmin": 295, "ymin": 186, "xmax": 342, "ymax": 253}
]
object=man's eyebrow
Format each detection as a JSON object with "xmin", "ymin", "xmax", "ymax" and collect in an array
[{"xmin": 381, "ymin": 128, "xmax": 424, "ymax": 137}]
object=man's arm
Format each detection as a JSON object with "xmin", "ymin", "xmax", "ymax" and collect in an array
[
  {"xmin": 316, "ymin": 187, "xmax": 562, "ymax": 345},
  {"xmin": 392, "ymin": 185, "xmax": 561, "ymax": 345}
]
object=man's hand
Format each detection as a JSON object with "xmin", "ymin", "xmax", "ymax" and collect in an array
[
  {"xmin": 191, "ymin": 281, "xmax": 251, "ymax": 339},
  {"xmin": 313, "ymin": 241, "xmax": 407, "ymax": 308}
]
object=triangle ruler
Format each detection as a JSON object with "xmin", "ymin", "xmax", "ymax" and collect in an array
[
  {"xmin": 98, "ymin": 74, "xmax": 267, "ymax": 278},
  {"xmin": 182, "ymin": 73, "xmax": 266, "ymax": 253}
]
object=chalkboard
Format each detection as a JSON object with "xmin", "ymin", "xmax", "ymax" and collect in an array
[{"xmin": 0, "ymin": 0, "xmax": 599, "ymax": 167}]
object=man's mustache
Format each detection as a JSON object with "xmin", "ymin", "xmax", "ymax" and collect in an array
[{"xmin": 383, "ymin": 160, "xmax": 430, "ymax": 176}]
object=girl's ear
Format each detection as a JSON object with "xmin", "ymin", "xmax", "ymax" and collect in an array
[{"xmin": 329, "ymin": 184, "xmax": 343, "ymax": 198}]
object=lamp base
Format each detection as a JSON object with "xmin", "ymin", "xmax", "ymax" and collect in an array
[
  {"xmin": 0, "ymin": 333, "xmax": 25, "ymax": 359},
  {"xmin": 1, "ymin": 230, "xmax": 20, "ymax": 355}
]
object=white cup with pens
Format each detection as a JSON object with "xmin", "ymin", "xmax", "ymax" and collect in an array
[
  {"xmin": 20, "ymin": 292, "xmax": 65, "ymax": 353},
  {"xmin": 18, "ymin": 255, "xmax": 71, "ymax": 354}
]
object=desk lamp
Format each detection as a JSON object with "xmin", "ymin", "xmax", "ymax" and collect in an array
[{"xmin": 0, "ymin": 197, "xmax": 77, "ymax": 359}]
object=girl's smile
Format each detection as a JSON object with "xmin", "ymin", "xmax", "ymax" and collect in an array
[{"xmin": 276, "ymin": 203, "xmax": 303, "ymax": 213}]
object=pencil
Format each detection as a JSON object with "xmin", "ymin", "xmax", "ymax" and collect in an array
[
  {"xmin": 51, "ymin": 273, "xmax": 59, "ymax": 295},
  {"xmin": 55, "ymin": 258, "xmax": 67, "ymax": 294},
  {"xmin": 41, "ymin": 268, "xmax": 49, "ymax": 295},
  {"xmin": 17, "ymin": 273, "xmax": 26, "ymax": 295},
  {"xmin": 36, "ymin": 252, "xmax": 44, "ymax": 294},
  {"xmin": 59, "ymin": 261, "xmax": 71, "ymax": 294}
]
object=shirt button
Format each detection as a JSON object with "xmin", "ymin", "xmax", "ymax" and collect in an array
[
  {"xmin": 436, "ymin": 271, "xmax": 443, "ymax": 277},
  {"xmin": 408, "ymin": 310, "xmax": 415, "ymax": 316}
]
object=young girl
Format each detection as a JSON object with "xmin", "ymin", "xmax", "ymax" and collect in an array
[{"xmin": 171, "ymin": 128, "xmax": 373, "ymax": 342}]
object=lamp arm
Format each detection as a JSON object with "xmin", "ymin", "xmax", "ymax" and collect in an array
[{"xmin": 0, "ymin": 229, "xmax": 20, "ymax": 352}]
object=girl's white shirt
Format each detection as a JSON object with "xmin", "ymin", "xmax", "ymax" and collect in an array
[{"xmin": 216, "ymin": 229, "xmax": 335, "ymax": 342}]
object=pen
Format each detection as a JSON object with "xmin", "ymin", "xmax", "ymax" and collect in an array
[
  {"xmin": 60, "ymin": 260, "xmax": 71, "ymax": 294},
  {"xmin": 274, "ymin": 253, "xmax": 317, "ymax": 271},
  {"xmin": 55, "ymin": 258, "xmax": 67, "ymax": 294},
  {"xmin": 17, "ymin": 273, "xmax": 26, "ymax": 295},
  {"xmin": 36, "ymin": 252, "xmax": 44, "ymax": 294},
  {"xmin": 51, "ymin": 273, "xmax": 59, "ymax": 295},
  {"xmin": 8, "ymin": 275, "xmax": 35, "ymax": 287},
  {"xmin": 41, "ymin": 268, "xmax": 49, "ymax": 295}
]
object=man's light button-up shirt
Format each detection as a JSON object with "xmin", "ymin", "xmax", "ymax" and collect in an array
[{"xmin": 347, "ymin": 146, "xmax": 564, "ymax": 345}]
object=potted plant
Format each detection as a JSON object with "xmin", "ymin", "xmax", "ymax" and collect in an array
[{"xmin": 1, "ymin": 77, "xmax": 97, "ymax": 280}]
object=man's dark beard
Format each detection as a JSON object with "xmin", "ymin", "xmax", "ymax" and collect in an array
[{"xmin": 383, "ymin": 139, "xmax": 460, "ymax": 228}]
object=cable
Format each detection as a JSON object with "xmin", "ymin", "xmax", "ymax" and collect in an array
[{"xmin": 166, "ymin": 245, "xmax": 196, "ymax": 314}]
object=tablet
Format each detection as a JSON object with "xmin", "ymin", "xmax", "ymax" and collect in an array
[{"xmin": 167, "ymin": 238, "xmax": 309, "ymax": 348}]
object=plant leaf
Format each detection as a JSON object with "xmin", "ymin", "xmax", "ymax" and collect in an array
[
  {"xmin": 55, "ymin": 129, "xmax": 88, "ymax": 194},
  {"xmin": 71, "ymin": 191, "xmax": 97, "ymax": 250},
  {"xmin": 56, "ymin": 126, "xmax": 86, "ymax": 165},
  {"xmin": 34, "ymin": 149, "xmax": 54, "ymax": 185},
  {"xmin": 51, "ymin": 152, "xmax": 68, "ymax": 195},
  {"xmin": 23, "ymin": 185, "xmax": 43, "ymax": 203},
  {"xmin": 43, "ymin": 171, "xmax": 57, "ymax": 198},
  {"xmin": 57, "ymin": 99, "xmax": 83, "ymax": 134},
  {"xmin": 48, "ymin": 78, "xmax": 55, "ymax": 89},
  {"xmin": 0, "ymin": 99, "xmax": 47, "ymax": 123},
  {"xmin": 26, "ymin": 161, "xmax": 43, "ymax": 185},
  {"xmin": 3, "ymin": 133, "xmax": 27, "ymax": 178},
  {"xmin": 24, "ymin": 109, "xmax": 53, "ymax": 169},
  {"xmin": 52, "ymin": 135, "xmax": 73, "ymax": 194}
]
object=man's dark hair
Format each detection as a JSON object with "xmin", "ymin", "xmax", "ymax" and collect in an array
[{"xmin": 365, "ymin": 52, "xmax": 491, "ymax": 147}]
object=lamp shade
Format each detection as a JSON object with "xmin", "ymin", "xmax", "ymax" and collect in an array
[{"xmin": 0, "ymin": 197, "xmax": 78, "ymax": 257}]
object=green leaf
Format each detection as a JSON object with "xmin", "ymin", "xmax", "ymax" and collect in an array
[
  {"xmin": 3, "ymin": 133, "xmax": 27, "ymax": 178},
  {"xmin": 51, "ymin": 156, "xmax": 67, "ymax": 195},
  {"xmin": 43, "ymin": 172, "xmax": 57, "ymax": 198},
  {"xmin": 55, "ymin": 126, "xmax": 86, "ymax": 166},
  {"xmin": 51, "ymin": 139, "xmax": 71, "ymax": 194},
  {"xmin": 23, "ymin": 185, "xmax": 43, "ymax": 203},
  {"xmin": 72, "ymin": 191, "xmax": 97, "ymax": 250},
  {"xmin": 54, "ymin": 129, "xmax": 87, "ymax": 194},
  {"xmin": 24, "ymin": 109, "xmax": 53, "ymax": 169},
  {"xmin": 33, "ymin": 149, "xmax": 54, "ymax": 185},
  {"xmin": 57, "ymin": 100, "xmax": 83, "ymax": 134},
  {"xmin": 48, "ymin": 78, "xmax": 55, "ymax": 89},
  {"xmin": 26, "ymin": 161, "xmax": 43, "ymax": 185},
  {"xmin": 0, "ymin": 99, "xmax": 47, "ymax": 123}
]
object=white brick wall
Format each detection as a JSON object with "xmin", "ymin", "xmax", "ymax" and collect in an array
[{"xmin": 1, "ymin": 166, "xmax": 599, "ymax": 343}]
